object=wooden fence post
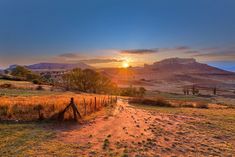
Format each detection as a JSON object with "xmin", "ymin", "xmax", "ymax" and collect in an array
[
  {"xmin": 94, "ymin": 97, "xmax": 97, "ymax": 111},
  {"xmin": 89, "ymin": 98, "xmax": 92, "ymax": 113},
  {"xmin": 83, "ymin": 98, "xmax": 86, "ymax": 116},
  {"xmin": 58, "ymin": 97, "xmax": 82, "ymax": 122}
]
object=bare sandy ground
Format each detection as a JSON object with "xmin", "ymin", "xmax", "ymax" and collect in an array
[{"xmin": 56, "ymin": 99, "xmax": 234, "ymax": 157}]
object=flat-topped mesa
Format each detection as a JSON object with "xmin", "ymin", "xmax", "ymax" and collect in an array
[{"xmin": 154, "ymin": 58, "xmax": 197, "ymax": 65}]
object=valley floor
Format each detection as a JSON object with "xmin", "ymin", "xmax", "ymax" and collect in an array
[{"xmin": 0, "ymin": 99, "xmax": 234, "ymax": 157}]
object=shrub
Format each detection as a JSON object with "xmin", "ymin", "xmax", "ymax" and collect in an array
[
  {"xmin": 128, "ymin": 98, "xmax": 172, "ymax": 107},
  {"xmin": 36, "ymin": 85, "xmax": 44, "ymax": 90},
  {"xmin": 0, "ymin": 105, "xmax": 9, "ymax": 116},
  {"xmin": 0, "ymin": 83, "xmax": 14, "ymax": 89},
  {"xmin": 32, "ymin": 79, "xmax": 40, "ymax": 84},
  {"xmin": 195, "ymin": 102, "xmax": 208, "ymax": 109},
  {"xmin": 103, "ymin": 139, "xmax": 110, "ymax": 150},
  {"xmin": 120, "ymin": 86, "xmax": 147, "ymax": 97},
  {"xmin": 180, "ymin": 103, "xmax": 194, "ymax": 108}
]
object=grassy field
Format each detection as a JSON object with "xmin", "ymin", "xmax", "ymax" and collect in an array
[
  {"xmin": 0, "ymin": 104, "xmax": 116, "ymax": 156},
  {"xmin": 0, "ymin": 79, "xmax": 52, "ymax": 90},
  {"xmin": 0, "ymin": 92, "xmax": 116, "ymax": 121},
  {"xmin": 0, "ymin": 80, "xmax": 117, "ymax": 121},
  {"xmin": 1, "ymin": 102, "xmax": 234, "ymax": 156},
  {"xmin": 131, "ymin": 103, "xmax": 235, "ymax": 142},
  {"xmin": 146, "ymin": 90, "xmax": 235, "ymax": 107},
  {"xmin": 0, "ymin": 79, "xmax": 234, "ymax": 156}
]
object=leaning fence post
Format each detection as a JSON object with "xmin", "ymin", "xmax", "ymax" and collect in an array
[{"xmin": 70, "ymin": 98, "xmax": 77, "ymax": 121}]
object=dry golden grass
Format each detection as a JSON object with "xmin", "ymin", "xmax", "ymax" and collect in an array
[
  {"xmin": 0, "ymin": 79, "xmax": 51, "ymax": 90},
  {"xmin": 0, "ymin": 92, "xmax": 117, "ymax": 121}
]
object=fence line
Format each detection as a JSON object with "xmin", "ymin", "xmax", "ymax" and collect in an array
[{"xmin": 57, "ymin": 95, "xmax": 118, "ymax": 121}]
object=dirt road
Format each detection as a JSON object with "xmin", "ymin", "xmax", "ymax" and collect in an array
[{"xmin": 56, "ymin": 99, "xmax": 234, "ymax": 157}]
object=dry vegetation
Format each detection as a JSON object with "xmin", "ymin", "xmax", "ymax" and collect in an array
[
  {"xmin": 128, "ymin": 97, "xmax": 212, "ymax": 109},
  {"xmin": 1, "ymin": 99, "xmax": 234, "ymax": 156},
  {"xmin": 0, "ymin": 79, "xmax": 51, "ymax": 90},
  {"xmin": 0, "ymin": 79, "xmax": 235, "ymax": 156},
  {"xmin": 0, "ymin": 92, "xmax": 117, "ymax": 121}
]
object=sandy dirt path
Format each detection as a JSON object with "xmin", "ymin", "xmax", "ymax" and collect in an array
[{"xmin": 56, "ymin": 99, "xmax": 234, "ymax": 157}]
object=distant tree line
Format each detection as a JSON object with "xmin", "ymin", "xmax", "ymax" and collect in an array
[
  {"xmin": 3, "ymin": 66, "xmax": 148, "ymax": 96},
  {"xmin": 183, "ymin": 85, "xmax": 218, "ymax": 96},
  {"xmin": 183, "ymin": 85, "xmax": 200, "ymax": 95}
]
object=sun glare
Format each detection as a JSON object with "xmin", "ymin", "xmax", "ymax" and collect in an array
[{"xmin": 122, "ymin": 61, "xmax": 129, "ymax": 68}]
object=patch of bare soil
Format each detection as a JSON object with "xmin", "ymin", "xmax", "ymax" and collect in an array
[{"xmin": 56, "ymin": 99, "xmax": 234, "ymax": 157}]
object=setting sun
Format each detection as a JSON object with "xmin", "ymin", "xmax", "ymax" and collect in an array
[{"xmin": 122, "ymin": 61, "xmax": 129, "ymax": 68}]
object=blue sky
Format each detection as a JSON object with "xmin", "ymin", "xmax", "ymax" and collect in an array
[{"xmin": 0, "ymin": 0, "xmax": 235, "ymax": 71}]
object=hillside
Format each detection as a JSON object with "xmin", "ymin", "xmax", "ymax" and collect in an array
[
  {"xmin": 145, "ymin": 58, "xmax": 232, "ymax": 74},
  {"xmin": 7, "ymin": 62, "xmax": 93, "ymax": 72},
  {"xmin": 102, "ymin": 58, "xmax": 235, "ymax": 91}
]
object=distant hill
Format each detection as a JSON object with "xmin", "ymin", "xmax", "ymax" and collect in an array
[
  {"xmin": 7, "ymin": 62, "xmax": 94, "ymax": 72},
  {"xmin": 144, "ymin": 58, "xmax": 232, "ymax": 74},
  {"xmin": 101, "ymin": 58, "xmax": 235, "ymax": 90}
]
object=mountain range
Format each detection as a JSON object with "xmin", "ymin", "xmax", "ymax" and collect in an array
[
  {"xmin": 4, "ymin": 58, "xmax": 235, "ymax": 91},
  {"xmin": 101, "ymin": 58, "xmax": 235, "ymax": 90},
  {"xmin": 7, "ymin": 62, "xmax": 93, "ymax": 72}
]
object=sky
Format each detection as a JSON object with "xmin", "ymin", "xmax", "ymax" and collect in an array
[{"xmin": 0, "ymin": 0, "xmax": 235, "ymax": 71}]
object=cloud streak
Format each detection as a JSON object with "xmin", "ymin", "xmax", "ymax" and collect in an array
[
  {"xmin": 80, "ymin": 58, "xmax": 124, "ymax": 64},
  {"xmin": 59, "ymin": 53, "xmax": 80, "ymax": 58},
  {"xmin": 120, "ymin": 48, "xmax": 159, "ymax": 55},
  {"xmin": 193, "ymin": 47, "xmax": 235, "ymax": 61}
]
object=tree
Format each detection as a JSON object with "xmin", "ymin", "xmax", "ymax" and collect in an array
[
  {"xmin": 11, "ymin": 66, "xmax": 30, "ymax": 77},
  {"xmin": 192, "ymin": 85, "xmax": 199, "ymax": 95},
  {"xmin": 213, "ymin": 87, "xmax": 217, "ymax": 95},
  {"xmin": 4, "ymin": 70, "xmax": 9, "ymax": 75},
  {"xmin": 138, "ymin": 87, "xmax": 146, "ymax": 97},
  {"xmin": 183, "ymin": 88, "xmax": 187, "ymax": 95},
  {"xmin": 61, "ymin": 68, "xmax": 117, "ymax": 94},
  {"xmin": 11, "ymin": 66, "xmax": 41, "ymax": 81}
]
